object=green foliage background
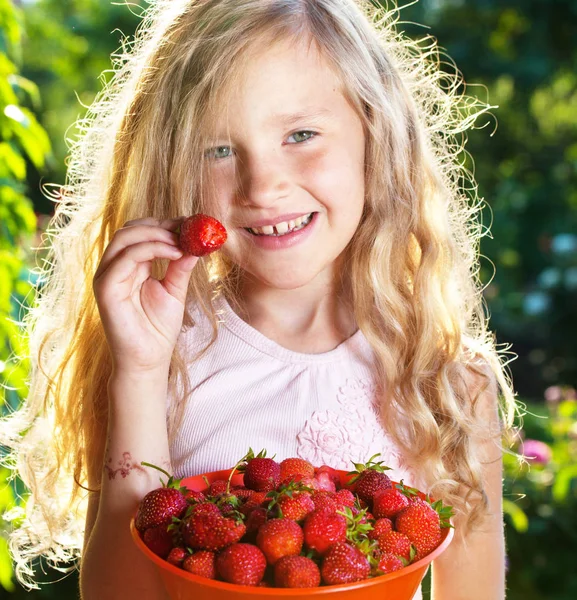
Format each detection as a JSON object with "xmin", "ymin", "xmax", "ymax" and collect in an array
[{"xmin": 0, "ymin": 0, "xmax": 575, "ymax": 598}]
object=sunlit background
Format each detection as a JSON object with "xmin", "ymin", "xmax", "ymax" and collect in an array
[{"xmin": 1, "ymin": 0, "xmax": 576, "ymax": 598}]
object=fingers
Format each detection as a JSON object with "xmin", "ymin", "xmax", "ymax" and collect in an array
[
  {"xmin": 94, "ymin": 241, "xmax": 184, "ymax": 298},
  {"xmin": 163, "ymin": 254, "xmax": 199, "ymax": 305},
  {"xmin": 94, "ymin": 219, "xmax": 183, "ymax": 281},
  {"xmin": 123, "ymin": 217, "xmax": 183, "ymax": 230}
]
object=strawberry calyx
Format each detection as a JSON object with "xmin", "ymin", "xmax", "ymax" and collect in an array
[
  {"xmin": 346, "ymin": 453, "xmax": 393, "ymax": 485},
  {"xmin": 338, "ymin": 506, "xmax": 374, "ymax": 545},
  {"xmin": 352, "ymin": 537, "xmax": 381, "ymax": 572},
  {"xmin": 395, "ymin": 479, "xmax": 420, "ymax": 500},
  {"xmin": 265, "ymin": 480, "xmax": 314, "ymax": 517},
  {"xmin": 429, "ymin": 498, "xmax": 455, "ymax": 529},
  {"xmin": 140, "ymin": 461, "xmax": 190, "ymax": 496}
]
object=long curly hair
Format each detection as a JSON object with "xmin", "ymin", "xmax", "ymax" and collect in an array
[{"xmin": 0, "ymin": 0, "xmax": 520, "ymax": 588}]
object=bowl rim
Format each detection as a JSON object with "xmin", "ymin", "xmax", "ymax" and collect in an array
[{"xmin": 130, "ymin": 468, "xmax": 455, "ymax": 595}]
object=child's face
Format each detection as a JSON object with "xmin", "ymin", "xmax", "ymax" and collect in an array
[{"xmin": 203, "ymin": 37, "xmax": 366, "ymax": 292}]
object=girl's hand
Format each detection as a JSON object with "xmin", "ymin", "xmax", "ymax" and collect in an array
[{"xmin": 93, "ymin": 217, "xmax": 197, "ymax": 375}]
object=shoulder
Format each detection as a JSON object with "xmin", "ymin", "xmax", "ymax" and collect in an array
[
  {"xmin": 458, "ymin": 338, "xmax": 500, "ymax": 420},
  {"xmin": 458, "ymin": 352, "xmax": 503, "ymax": 466}
]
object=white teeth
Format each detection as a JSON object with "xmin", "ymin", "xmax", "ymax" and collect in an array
[
  {"xmin": 275, "ymin": 221, "xmax": 289, "ymax": 235},
  {"xmin": 247, "ymin": 212, "xmax": 313, "ymax": 237}
]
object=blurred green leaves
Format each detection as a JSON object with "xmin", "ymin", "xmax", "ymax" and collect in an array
[
  {"xmin": 503, "ymin": 388, "xmax": 577, "ymax": 599},
  {"xmin": 0, "ymin": 0, "xmax": 52, "ymax": 593}
]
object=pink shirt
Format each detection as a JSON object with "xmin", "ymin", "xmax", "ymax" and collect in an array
[{"xmin": 169, "ymin": 295, "xmax": 426, "ymax": 598}]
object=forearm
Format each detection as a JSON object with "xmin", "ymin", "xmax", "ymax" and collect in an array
[
  {"xmin": 80, "ymin": 370, "xmax": 172, "ymax": 600},
  {"xmin": 430, "ymin": 526, "xmax": 506, "ymax": 600}
]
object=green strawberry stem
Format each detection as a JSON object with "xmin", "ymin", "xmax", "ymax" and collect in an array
[
  {"xmin": 225, "ymin": 447, "xmax": 270, "ymax": 493},
  {"xmin": 339, "ymin": 506, "xmax": 374, "ymax": 545},
  {"xmin": 140, "ymin": 461, "xmax": 190, "ymax": 496},
  {"xmin": 346, "ymin": 453, "xmax": 393, "ymax": 485},
  {"xmin": 140, "ymin": 461, "xmax": 172, "ymax": 481},
  {"xmin": 395, "ymin": 479, "xmax": 420, "ymax": 500},
  {"xmin": 430, "ymin": 498, "xmax": 456, "ymax": 528}
]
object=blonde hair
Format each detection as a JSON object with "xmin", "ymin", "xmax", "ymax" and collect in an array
[{"xmin": 1, "ymin": 0, "xmax": 520, "ymax": 588}]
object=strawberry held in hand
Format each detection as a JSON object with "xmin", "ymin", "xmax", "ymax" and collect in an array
[{"xmin": 179, "ymin": 214, "xmax": 227, "ymax": 256}]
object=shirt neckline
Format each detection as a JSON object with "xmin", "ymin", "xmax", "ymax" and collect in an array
[{"xmin": 214, "ymin": 294, "xmax": 370, "ymax": 364}]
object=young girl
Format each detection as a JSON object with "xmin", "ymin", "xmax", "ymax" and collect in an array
[{"xmin": 1, "ymin": 0, "xmax": 520, "ymax": 598}]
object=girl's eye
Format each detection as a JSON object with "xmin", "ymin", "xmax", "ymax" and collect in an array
[
  {"xmin": 205, "ymin": 146, "xmax": 233, "ymax": 160},
  {"xmin": 287, "ymin": 130, "xmax": 316, "ymax": 144},
  {"xmin": 205, "ymin": 131, "xmax": 316, "ymax": 159}
]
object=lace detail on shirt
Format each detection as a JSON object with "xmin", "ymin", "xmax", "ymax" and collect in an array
[{"xmin": 296, "ymin": 378, "xmax": 410, "ymax": 479}]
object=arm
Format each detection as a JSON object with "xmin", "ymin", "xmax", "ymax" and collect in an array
[
  {"xmin": 79, "ymin": 371, "xmax": 172, "ymax": 600},
  {"xmin": 430, "ymin": 368, "xmax": 506, "ymax": 600},
  {"xmin": 80, "ymin": 217, "xmax": 197, "ymax": 599}
]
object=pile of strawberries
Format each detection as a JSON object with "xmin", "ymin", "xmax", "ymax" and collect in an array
[{"xmin": 134, "ymin": 450, "xmax": 454, "ymax": 588}]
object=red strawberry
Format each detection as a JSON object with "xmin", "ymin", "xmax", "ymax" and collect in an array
[
  {"xmin": 314, "ymin": 465, "xmax": 341, "ymax": 488},
  {"xmin": 274, "ymin": 555, "xmax": 321, "ymax": 588},
  {"xmin": 276, "ymin": 491, "xmax": 315, "ymax": 522},
  {"xmin": 303, "ymin": 509, "xmax": 347, "ymax": 556},
  {"xmin": 347, "ymin": 454, "xmax": 392, "ymax": 505},
  {"xmin": 256, "ymin": 518, "xmax": 304, "ymax": 565},
  {"xmin": 245, "ymin": 507, "xmax": 269, "ymax": 540},
  {"xmin": 231, "ymin": 487, "xmax": 253, "ymax": 502},
  {"xmin": 395, "ymin": 500, "xmax": 447, "ymax": 559},
  {"xmin": 368, "ymin": 518, "xmax": 393, "ymax": 540},
  {"xmin": 321, "ymin": 542, "xmax": 371, "ymax": 585},
  {"xmin": 166, "ymin": 547, "xmax": 188, "ymax": 567},
  {"xmin": 376, "ymin": 553, "xmax": 405, "ymax": 574},
  {"xmin": 182, "ymin": 550, "xmax": 216, "ymax": 579},
  {"xmin": 377, "ymin": 530, "xmax": 414, "ymax": 562},
  {"xmin": 182, "ymin": 511, "xmax": 246, "ymax": 552},
  {"xmin": 216, "ymin": 543, "xmax": 267, "ymax": 586},
  {"xmin": 311, "ymin": 470, "xmax": 337, "ymax": 492},
  {"xmin": 279, "ymin": 457, "xmax": 315, "ymax": 481},
  {"xmin": 373, "ymin": 487, "xmax": 410, "ymax": 519},
  {"xmin": 142, "ymin": 524, "xmax": 174, "ymax": 558},
  {"xmin": 240, "ymin": 491, "xmax": 269, "ymax": 517},
  {"xmin": 185, "ymin": 490, "xmax": 206, "ymax": 503},
  {"xmin": 244, "ymin": 457, "xmax": 281, "ymax": 492},
  {"xmin": 208, "ymin": 479, "xmax": 229, "ymax": 496},
  {"xmin": 187, "ymin": 502, "xmax": 221, "ymax": 518},
  {"xmin": 179, "ymin": 214, "xmax": 227, "ymax": 256},
  {"xmin": 334, "ymin": 489, "xmax": 356, "ymax": 509},
  {"xmin": 135, "ymin": 464, "xmax": 188, "ymax": 532},
  {"xmin": 279, "ymin": 474, "xmax": 315, "ymax": 488},
  {"xmin": 310, "ymin": 491, "xmax": 338, "ymax": 513}
]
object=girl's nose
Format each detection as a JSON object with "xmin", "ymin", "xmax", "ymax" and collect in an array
[{"xmin": 237, "ymin": 152, "xmax": 290, "ymax": 208}]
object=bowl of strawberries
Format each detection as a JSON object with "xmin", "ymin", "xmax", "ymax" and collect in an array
[{"xmin": 130, "ymin": 449, "xmax": 454, "ymax": 599}]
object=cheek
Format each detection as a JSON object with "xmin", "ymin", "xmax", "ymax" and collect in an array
[
  {"xmin": 201, "ymin": 166, "xmax": 235, "ymax": 214},
  {"xmin": 305, "ymin": 148, "xmax": 364, "ymax": 216}
]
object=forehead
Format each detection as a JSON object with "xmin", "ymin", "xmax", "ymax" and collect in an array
[{"xmin": 202, "ymin": 36, "xmax": 352, "ymax": 136}]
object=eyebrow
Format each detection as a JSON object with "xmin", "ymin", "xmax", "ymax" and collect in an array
[{"xmin": 266, "ymin": 108, "xmax": 333, "ymax": 126}]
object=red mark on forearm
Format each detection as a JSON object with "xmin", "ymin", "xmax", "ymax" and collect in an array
[{"xmin": 104, "ymin": 452, "xmax": 146, "ymax": 480}]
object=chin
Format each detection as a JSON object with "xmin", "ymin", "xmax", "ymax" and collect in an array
[{"xmin": 247, "ymin": 266, "xmax": 322, "ymax": 291}]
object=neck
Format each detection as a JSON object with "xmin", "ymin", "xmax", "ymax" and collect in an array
[{"xmin": 225, "ymin": 266, "xmax": 357, "ymax": 353}]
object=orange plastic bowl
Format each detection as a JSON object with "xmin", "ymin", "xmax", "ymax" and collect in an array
[{"xmin": 130, "ymin": 469, "xmax": 454, "ymax": 600}]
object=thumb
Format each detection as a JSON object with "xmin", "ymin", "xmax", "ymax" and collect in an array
[{"xmin": 162, "ymin": 254, "xmax": 199, "ymax": 305}]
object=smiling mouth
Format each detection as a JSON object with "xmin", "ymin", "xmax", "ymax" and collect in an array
[{"xmin": 245, "ymin": 212, "xmax": 315, "ymax": 237}]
